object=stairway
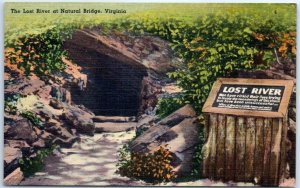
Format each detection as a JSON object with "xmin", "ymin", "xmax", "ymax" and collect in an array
[{"xmin": 93, "ymin": 116, "xmax": 137, "ymax": 133}]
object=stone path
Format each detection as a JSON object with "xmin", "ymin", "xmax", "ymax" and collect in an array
[
  {"xmin": 20, "ymin": 130, "xmax": 293, "ymax": 186},
  {"xmin": 20, "ymin": 130, "xmax": 147, "ymax": 186}
]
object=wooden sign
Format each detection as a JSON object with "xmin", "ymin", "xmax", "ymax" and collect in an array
[{"xmin": 202, "ymin": 78, "xmax": 294, "ymax": 117}]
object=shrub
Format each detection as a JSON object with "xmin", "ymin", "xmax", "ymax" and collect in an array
[
  {"xmin": 4, "ymin": 94, "xmax": 21, "ymax": 113},
  {"xmin": 116, "ymin": 13, "xmax": 295, "ymax": 112},
  {"xmin": 20, "ymin": 111, "xmax": 44, "ymax": 128},
  {"xmin": 117, "ymin": 145, "xmax": 176, "ymax": 184},
  {"xmin": 19, "ymin": 145, "xmax": 56, "ymax": 177},
  {"xmin": 156, "ymin": 97, "xmax": 183, "ymax": 119},
  {"xmin": 5, "ymin": 27, "xmax": 73, "ymax": 79},
  {"xmin": 190, "ymin": 115, "xmax": 206, "ymax": 177}
]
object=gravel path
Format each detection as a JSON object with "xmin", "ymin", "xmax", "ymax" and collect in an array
[{"xmin": 20, "ymin": 130, "xmax": 293, "ymax": 186}]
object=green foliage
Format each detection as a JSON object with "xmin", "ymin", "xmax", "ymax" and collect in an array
[
  {"xmin": 117, "ymin": 145, "xmax": 176, "ymax": 184},
  {"xmin": 20, "ymin": 111, "xmax": 44, "ymax": 128},
  {"xmin": 4, "ymin": 94, "xmax": 44, "ymax": 128},
  {"xmin": 115, "ymin": 13, "xmax": 295, "ymax": 111},
  {"xmin": 190, "ymin": 115, "xmax": 206, "ymax": 177},
  {"xmin": 156, "ymin": 97, "xmax": 183, "ymax": 119},
  {"xmin": 5, "ymin": 27, "xmax": 74, "ymax": 78},
  {"xmin": 19, "ymin": 145, "xmax": 56, "ymax": 177},
  {"xmin": 4, "ymin": 94, "xmax": 21, "ymax": 113}
]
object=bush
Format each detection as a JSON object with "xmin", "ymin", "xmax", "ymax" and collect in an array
[
  {"xmin": 19, "ymin": 145, "xmax": 56, "ymax": 177},
  {"xmin": 190, "ymin": 115, "xmax": 206, "ymax": 177},
  {"xmin": 156, "ymin": 97, "xmax": 183, "ymax": 119},
  {"xmin": 116, "ymin": 13, "xmax": 295, "ymax": 112},
  {"xmin": 20, "ymin": 111, "xmax": 44, "ymax": 128},
  {"xmin": 4, "ymin": 27, "xmax": 74, "ymax": 79},
  {"xmin": 4, "ymin": 94, "xmax": 21, "ymax": 113},
  {"xmin": 117, "ymin": 145, "xmax": 176, "ymax": 184}
]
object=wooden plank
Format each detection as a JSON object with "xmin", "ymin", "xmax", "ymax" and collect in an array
[
  {"xmin": 225, "ymin": 116, "xmax": 235, "ymax": 181},
  {"xmin": 245, "ymin": 117, "xmax": 256, "ymax": 182},
  {"xmin": 209, "ymin": 114, "xmax": 218, "ymax": 179},
  {"xmin": 269, "ymin": 118, "xmax": 282, "ymax": 186},
  {"xmin": 235, "ymin": 117, "xmax": 246, "ymax": 182},
  {"xmin": 253, "ymin": 118, "xmax": 264, "ymax": 185},
  {"xmin": 215, "ymin": 114, "xmax": 226, "ymax": 180},
  {"xmin": 203, "ymin": 114, "xmax": 210, "ymax": 141},
  {"xmin": 202, "ymin": 114, "xmax": 212, "ymax": 177},
  {"xmin": 262, "ymin": 118, "xmax": 272, "ymax": 186},
  {"xmin": 279, "ymin": 118, "xmax": 288, "ymax": 184}
]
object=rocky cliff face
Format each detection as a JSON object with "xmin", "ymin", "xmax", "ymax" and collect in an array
[{"xmin": 63, "ymin": 28, "xmax": 182, "ymax": 116}]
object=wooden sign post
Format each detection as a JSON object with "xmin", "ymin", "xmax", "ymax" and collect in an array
[{"xmin": 202, "ymin": 78, "xmax": 294, "ymax": 186}]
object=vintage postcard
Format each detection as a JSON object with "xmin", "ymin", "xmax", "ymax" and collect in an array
[{"xmin": 3, "ymin": 2, "xmax": 296, "ymax": 187}]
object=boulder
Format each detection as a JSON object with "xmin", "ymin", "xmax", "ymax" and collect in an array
[
  {"xmin": 158, "ymin": 104, "xmax": 196, "ymax": 126},
  {"xmin": 62, "ymin": 105, "xmax": 95, "ymax": 136},
  {"xmin": 4, "ymin": 146, "xmax": 22, "ymax": 177},
  {"xmin": 5, "ymin": 140, "xmax": 30, "ymax": 153},
  {"xmin": 130, "ymin": 118, "xmax": 200, "ymax": 175},
  {"xmin": 5, "ymin": 119, "xmax": 38, "ymax": 144},
  {"xmin": 49, "ymin": 98, "xmax": 64, "ymax": 109},
  {"xmin": 129, "ymin": 105, "xmax": 199, "ymax": 175},
  {"xmin": 4, "ymin": 167, "xmax": 23, "ymax": 185},
  {"xmin": 32, "ymin": 139, "xmax": 46, "ymax": 148},
  {"xmin": 45, "ymin": 119, "xmax": 74, "ymax": 140},
  {"xmin": 5, "ymin": 76, "xmax": 52, "ymax": 101},
  {"xmin": 135, "ymin": 114, "xmax": 157, "ymax": 136}
]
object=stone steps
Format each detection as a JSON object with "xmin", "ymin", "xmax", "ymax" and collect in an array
[
  {"xmin": 93, "ymin": 116, "xmax": 136, "ymax": 123},
  {"xmin": 95, "ymin": 122, "xmax": 137, "ymax": 133}
]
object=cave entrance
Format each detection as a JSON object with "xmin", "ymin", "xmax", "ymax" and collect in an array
[{"xmin": 64, "ymin": 30, "xmax": 148, "ymax": 116}]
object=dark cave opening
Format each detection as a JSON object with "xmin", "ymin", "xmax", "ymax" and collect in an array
[{"xmin": 64, "ymin": 41, "xmax": 147, "ymax": 116}]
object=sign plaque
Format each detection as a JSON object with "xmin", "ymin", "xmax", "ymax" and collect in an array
[{"xmin": 203, "ymin": 78, "xmax": 294, "ymax": 117}]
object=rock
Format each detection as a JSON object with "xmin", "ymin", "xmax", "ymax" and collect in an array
[
  {"xmin": 130, "ymin": 117, "xmax": 200, "ymax": 175},
  {"xmin": 136, "ymin": 114, "xmax": 156, "ymax": 136},
  {"xmin": 62, "ymin": 105, "xmax": 95, "ymax": 136},
  {"xmin": 6, "ymin": 119, "xmax": 38, "ymax": 144},
  {"xmin": 4, "ymin": 167, "xmax": 23, "ymax": 185},
  {"xmin": 4, "ymin": 146, "xmax": 22, "ymax": 177},
  {"xmin": 288, "ymin": 107, "xmax": 296, "ymax": 122},
  {"xmin": 95, "ymin": 122, "xmax": 137, "ymax": 133},
  {"xmin": 49, "ymin": 98, "xmax": 64, "ymax": 109},
  {"xmin": 4, "ymin": 125, "xmax": 10, "ymax": 135},
  {"xmin": 158, "ymin": 104, "xmax": 196, "ymax": 127},
  {"xmin": 50, "ymin": 86, "xmax": 72, "ymax": 104},
  {"xmin": 288, "ymin": 119, "xmax": 296, "ymax": 178},
  {"xmin": 5, "ymin": 140, "xmax": 30, "ymax": 153},
  {"xmin": 5, "ymin": 76, "xmax": 51, "ymax": 101},
  {"xmin": 45, "ymin": 119, "xmax": 74, "ymax": 140},
  {"xmin": 33, "ymin": 126, "xmax": 42, "ymax": 136},
  {"xmin": 32, "ymin": 139, "xmax": 46, "ymax": 148},
  {"xmin": 130, "ymin": 125, "xmax": 170, "ymax": 153},
  {"xmin": 40, "ymin": 131, "xmax": 55, "ymax": 142},
  {"xmin": 93, "ymin": 116, "xmax": 136, "ymax": 123},
  {"xmin": 52, "ymin": 137, "xmax": 78, "ymax": 148},
  {"xmin": 33, "ymin": 107, "xmax": 53, "ymax": 121},
  {"xmin": 139, "ymin": 77, "xmax": 163, "ymax": 115}
]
